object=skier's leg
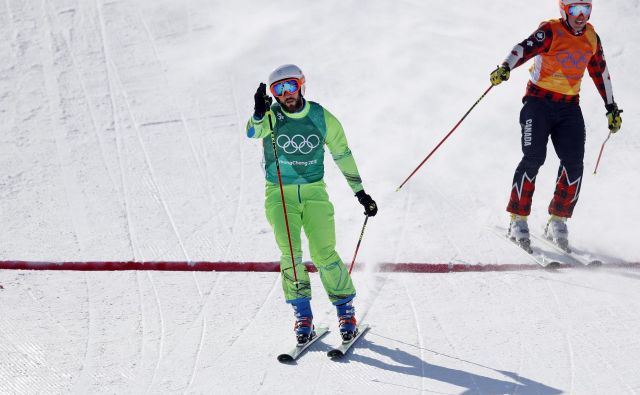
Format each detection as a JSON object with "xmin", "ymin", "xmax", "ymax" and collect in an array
[
  {"xmin": 544, "ymin": 103, "xmax": 585, "ymax": 251},
  {"xmin": 265, "ymin": 183, "xmax": 311, "ymax": 303},
  {"xmin": 506, "ymin": 98, "xmax": 552, "ymax": 216},
  {"xmin": 548, "ymin": 103, "xmax": 586, "ymax": 218},
  {"xmin": 302, "ymin": 181, "xmax": 358, "ymax": 341},
  {"xmin": 301, "ymin": 181, "xmax": 356, "ymax": 306}
]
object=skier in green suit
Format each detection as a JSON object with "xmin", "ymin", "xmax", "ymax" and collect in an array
[{"xmin": 246, "ymin": 64, "xmax": 377, "ymax": 344}]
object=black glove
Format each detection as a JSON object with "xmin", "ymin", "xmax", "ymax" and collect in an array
[
  {"xmin": 253, "ymin": 83, "xmax": 272, "ymax": 119},
  {"xmin": 355, "ymin": 190, "xmax": 378, "ymax": 217},
  {"xmin": 605, "ymin": 102, "xmax": 623, "ymax": 133}
]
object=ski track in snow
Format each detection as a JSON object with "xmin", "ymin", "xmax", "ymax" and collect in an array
[
  {"xmin": 541, "ymin": 272, "xmax": 638, "ymax": 394},
  {"xmin": 101, "ymin": 0, "xmax": 216, "ymax": 263},
  {"xmin": 212, "ymin": 275, "xmax": 280, "ymax": 365},
  {"xmin": 105, "ymin": 19, "xmax": 164, "ymax": 261},
  {"xmin": 402, "ymin": 278, "xmax": 426, "ymax": 393},
  {"xmin": 23, "ymin": 289, "xmax": 74, "ymax": 390},
  {"xmin": 45, "ymin": 0, "xmax": 117, "ymax": 191},
  {"xmin": 589, "ymin": 322, "xmax": 636, "ymax": 393},
  {"xmin": 3, "ymin": 0, "xmax": 17, "ymax": 60},
  {"xmin": 95, "ymin": 0, "xmax": 137, "ymax": 259},
  {"xmin": 222, "ymin": 75, "xmax": 246, "ymax": 262},
  {"xmin": 41, "ymin": 1, "xmax": 84, "ymax": 255},
  {"xmin": 423, "ymin": 280, "xmax": 482, "ymax": 393},
  {"xmin": 308, "ymin": 331, "xmax": 328, "ymax": 393},
  {"xmin": 404, "ymin": 179, "xmax": 486, "ymax": 390},
  {"xmin": 135, "ymin": 272, "xmax": 147, "ymax": 391},
  {"xmin": 174, "ymin": 2, "xmax": 208, "ymax": 184},
  {"xmin": 130, "ymin": 5, "xmax": 207, "ymax": 295},
  {"xmin": 110, "ymin": 59, "xmax": 191, "ymax": 262},
  {"xmin": 74, "ymin": 273, "xmax": 91, "ymax": 392},
  {"xmin": 194, "ymin": 96, "xmax": 231, "ymax": 240},
  {"xmin": 494, "ymin": 274, "xmax": 527, "ymax": 395},
  {"xmin": 134, "ymin": 3, "xmax": 209, "ymax": 244},
  {"xmin": 430, "ymin": 183, "xmax": 492, "ymax": 262},
  {"xmin": 572, "ymin": 272, "xmax": 638, "ymax": 393},
  {"xmin": 182, "ymin": 272, "xmax": 224, "ymax": 393},
  {"xmin": 184, "ymin": 314, "xmax": 206, "ymax": 395},
  {"xmin": 132, "ymin": 3, "xmax": 213, "ymax": 223},
  {"xmin": 145, "ymin": 272, "xmax": 165, "ymax": 393},
  {"xmin": 545, "ymin": 278, "xmax": 575, "ymax": 394},
  {"xmin": 425, "ymin": 188, "xmax": 465, "ymax": 263}
]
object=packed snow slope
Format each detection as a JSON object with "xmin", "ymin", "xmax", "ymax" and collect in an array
[
  {"xmin": 1, "ymin": 0, "xmax": 639, "ymax": 394},
  {"xmin": 0, "ymin": 0, "xmax": 638, "ymax": 263}
]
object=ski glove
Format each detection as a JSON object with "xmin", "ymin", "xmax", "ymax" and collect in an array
[
  {"xmin": 355, "ymin": 190, "xmax": 378, "ymax": 217},
  {"xmin": 605, "ymin": 102, "xmax": 623, "ymax": 133},
  {"xmin": 490, "ymin": 65, "xmax": 510, "ymax": 86},
  {"xmin": 253, "ymin": 83, "xmax": 272, "ymax": 119}
]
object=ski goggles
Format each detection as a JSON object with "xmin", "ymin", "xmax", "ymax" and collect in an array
[
  {"xmin": 270, "ymin": 78, "xmax": 304, "ymax": 97},
  {"xmin": 564, "ymin": 3, "xmax": 592, "ymax": 17}
]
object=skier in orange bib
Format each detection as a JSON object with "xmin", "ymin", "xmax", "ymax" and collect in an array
[{"xmin": 489, "ymin": 0, "xmax": 623, "ymax": 253}]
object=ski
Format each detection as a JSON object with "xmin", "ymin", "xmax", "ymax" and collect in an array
[
  {"xmin": 530, "ymin": 232, "xmax": 603, "ymax": 267},
  {"xmin": 327, "ymin": 323, "xmax": 370, "ymax": 359},
  {"xmin": 277, "ymin": 326, "xmax": 329, "ymax": 363},
  {"xmin": 489, "ymin": 226, "xmax": 563, "ymax": 269}
]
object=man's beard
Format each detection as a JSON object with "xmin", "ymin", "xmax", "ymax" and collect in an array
[{"xmin": 280, "ymin": 96, "xmax": 304, "ymax": 113}]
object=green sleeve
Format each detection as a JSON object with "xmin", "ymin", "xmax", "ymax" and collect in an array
[
  {"xmin": 323, "ymin": 108, "xmax": 364, "ymax": 193},
  {"xmin": 246, "ymin": 112, "xmax": 276, "ymax": 139}
]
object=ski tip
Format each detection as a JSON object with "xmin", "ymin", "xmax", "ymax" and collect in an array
[
  {"xmin": 277, "ymin": 354, "xmax": 295, "ymax": 363},
  {"xmin": 545, "ymin": 262, "xmax": 561, "ymax": 269},
  {"xmin": 327, "ymin": 349, "xmax": 344, "ymax": 359}
]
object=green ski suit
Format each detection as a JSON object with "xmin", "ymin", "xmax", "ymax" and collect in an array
[{"xmin": 246, "ymin": 100, "xmax": 363, "ymax": 305}]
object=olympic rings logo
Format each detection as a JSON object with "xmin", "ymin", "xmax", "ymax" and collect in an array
[
  {"xmin": 556, "ymin": 50, "xmax": 589, "ymax": 70},
  {"xmin": 276, "ymin": 134, "xmax": 321, "ymax": 155}
]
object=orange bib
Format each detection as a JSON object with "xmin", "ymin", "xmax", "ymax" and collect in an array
[{"xmin": 529, "ymin": 19, "xmax": 597, "ymax": 96}]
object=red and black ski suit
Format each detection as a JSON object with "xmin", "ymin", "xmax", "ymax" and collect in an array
[{"xmin": 503, "ymin": 18, "xmax": 615, "ymax": 218}]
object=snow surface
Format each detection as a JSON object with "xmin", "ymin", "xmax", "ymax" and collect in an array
[{"xmin": 1, "ymin": 0, "xmax": 639, "ymax": 394}]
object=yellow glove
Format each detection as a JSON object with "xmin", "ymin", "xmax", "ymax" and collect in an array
[
  {"xmin": 606, "ymin": 103, "xmax": 623, "ymax": 133},
  {"xmin": 490, "ymin": 65, "xmax": 510, "ymax": 86}
]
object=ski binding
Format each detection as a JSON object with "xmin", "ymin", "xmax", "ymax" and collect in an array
[
  {"xmin": 327, "ymin": 323, "xmax": 370, "ymax": 359},
  {"xmin": 277, "ymin": 326, "xmax": 329, "ymax": 363}
]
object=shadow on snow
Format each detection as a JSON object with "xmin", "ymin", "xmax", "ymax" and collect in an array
[{"xmin": 340, "ymin": 337, "xmax": 562, "ymax": 395}]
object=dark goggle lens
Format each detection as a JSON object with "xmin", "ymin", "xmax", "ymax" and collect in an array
[
  {"xmin": 273, "ymin": 80, "xmax": 300, "ymax": 96},
  {"xmin": 567, "ymin": 4, "xmax": 591, "ymax": 16}
]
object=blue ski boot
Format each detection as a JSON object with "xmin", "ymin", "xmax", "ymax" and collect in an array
[
  {"xmin": 336, "ymin": 299, "xmax": 358, "ymax": 343},
  {"xmin": 292, "ymin": 299, "xmax": 315, "ymax": 346}
]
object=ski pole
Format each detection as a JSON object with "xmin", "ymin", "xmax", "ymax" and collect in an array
[
  {"xmin": 348, "ymin": 215, "xmax": 369, "ymax": 274},
  {"xmin": 268, "ymin": 111, "xmax": 299, "ymax": 288},
  {"xmin": 396, "ymin": 85, "xmax": 494, "ymax": 192},
  {"xmin": 593, "ymin": 131, "xmax": 612, "ymax": 175}
]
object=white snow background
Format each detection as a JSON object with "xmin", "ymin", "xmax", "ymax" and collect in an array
[{"xmin": 1, "ymin": 0, "xmax": 639, "ymax": 394}]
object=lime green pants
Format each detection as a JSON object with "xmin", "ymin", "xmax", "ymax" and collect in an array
[{"xmin": 265, "ymin": 180, "xmax": 356, "ymax": 305}]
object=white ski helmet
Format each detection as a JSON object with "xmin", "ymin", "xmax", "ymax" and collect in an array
[
  {"xmin": 559, "ymin": 0, "xmax": 592, "ymax": 20},
  {"xmin": 268, "ymin": 64, "xmax": 306, "ymax": 96}
]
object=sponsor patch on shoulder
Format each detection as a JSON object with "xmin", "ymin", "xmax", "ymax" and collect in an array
[{"xmin": 535, "ymin": 31, "xmax": 546, "ymax": 42}]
